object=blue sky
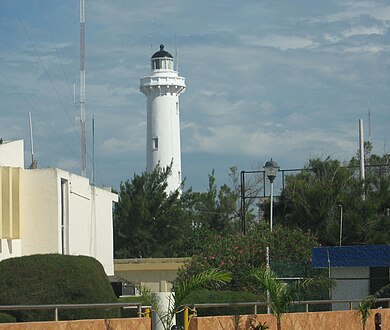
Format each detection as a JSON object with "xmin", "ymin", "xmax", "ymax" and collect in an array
[{"xmin": 1, "ymin": 0, "xmax": 389, "ymax": 192}]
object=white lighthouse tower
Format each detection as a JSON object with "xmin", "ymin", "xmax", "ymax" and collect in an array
[{"xmin": 140, "ymin": 44, "xmax": 186, "ymax": 193}]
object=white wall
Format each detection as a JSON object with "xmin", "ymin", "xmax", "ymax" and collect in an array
[
  {"xmin": 1, "ymin": 140, "xmax": 116, "ymax": 276},
  {"xmin": 331, "ymin": 267, "xmax": 370, "ymax": 310},
  {"xmin": 20, "ymin": 168, "xmax": 116, "ymax": 275},
  {"xmin": 0, "ymin": 239, "xmax": 21, "ymax": 259},
  {"xmin": 21, "ymin": 168, "xmax": 61, "ymax": 254},
  {"xmin": 0, "ymin": 140, "xmax": 24, "ymax": 168}
]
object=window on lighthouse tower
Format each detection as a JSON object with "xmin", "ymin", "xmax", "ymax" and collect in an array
[{"xmin": 152, "ymin": 137, "xmax": 159, "ymax": 150}]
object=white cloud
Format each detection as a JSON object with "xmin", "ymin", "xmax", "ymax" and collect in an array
[
  {"xmin": 241, "ymin": 34, "xmax": 317, "ymax": 51},
  {"xmin": 342, "ymin": 25, "xmax": 387, "ymax": 37}
]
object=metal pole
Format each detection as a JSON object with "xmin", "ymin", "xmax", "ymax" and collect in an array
[
  {"xmin": 339, "ymin": 205, "xmax": 343, "ymax": 246},
  {"xmin": 267, "ymin": 181, "xmax": 274, "ymax": 314},
  {"xmin": 270, "ymin": 181, "xmax": 274, "ymax": 232},
  {"xmin": 359, "ymin": 119, "xmax": 365, "ymax": 200},
  {"xmin": 240, "ymin": 171, "xmax": 246, "ymax": 235},
  {"xmin": 183, "ymin": 307, "xmax": 189, "ymax": 330}
]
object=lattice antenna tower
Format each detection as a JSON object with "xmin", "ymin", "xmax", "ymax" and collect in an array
[{"xmin": 79, "ymin": 0, "xmax": 86, "ymax": 176}]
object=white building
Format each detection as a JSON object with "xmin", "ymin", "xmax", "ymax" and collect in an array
[
  {"xmin": 0, "ymin": 140, "xmax": 117, "ymax": 275},
  {"xmin": 140, "ymin": 44, "xmax": 186, "ymax": 193}
]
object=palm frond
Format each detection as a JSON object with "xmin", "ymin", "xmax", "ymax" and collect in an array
[{"xmin": 174, "ymin": 268, "xmax": 232, "ymax": 310}]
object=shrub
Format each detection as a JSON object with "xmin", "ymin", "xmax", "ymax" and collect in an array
[
  {"xmin": 0, "ymin": 254, "xmax": 119, "ymax": 322},
  {"xmin": 0, "ymin": 313, "xmax": 16, "ymax": 323},
  {"xmin": 182, "ymin": 289, "xmax": 263, "ymax": 316}
]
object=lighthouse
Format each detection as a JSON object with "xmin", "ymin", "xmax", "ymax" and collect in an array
[{"xmin": 140, "ymin": 44, "xmax": 186, "ymax": 193}]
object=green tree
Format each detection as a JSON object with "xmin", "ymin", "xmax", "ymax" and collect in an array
[
  {"xmin": 249, "ymin": 268, "xmax": 329, "ymax": 330},
  {"xmin": 276, "ymin": 152, "xmax": 390, "ymax": 246},
  {"xmin": 113, "ymin": 164, "xmax": 191, "ymax": 258},
  {"xmin": 176, "ymin": 224, "xmax": 317, "ymax": 291},
  {"xmin": 188, "ymin": 169, "xmax": 240, "ymax": 233},
  {"xmin": 276, "ymin": 157, "xmax": 354, "ymax": 244}
]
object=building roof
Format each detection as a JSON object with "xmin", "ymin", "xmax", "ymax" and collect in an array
[
  {"xmin": 312, "ymin": 245, "xmax": 390, "ymax": 268},
  {"xmin": 151, "ymin": 44, "xmax": 173, "ymax": 59}
]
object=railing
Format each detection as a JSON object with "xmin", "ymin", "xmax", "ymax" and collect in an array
[
  {"xmin": 0, "ymin": 302, "xmax": 151, "ymax": 321},
  {"xmin": 184, "ymin": 297, "xmax": 390, "ymax": 315}
]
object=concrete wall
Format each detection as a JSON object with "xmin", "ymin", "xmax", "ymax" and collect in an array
[
  {"xmin": 0, "ymin": 140, "xmax": 24, "ymax": 168},
  {"xmin": 2, "ymin": 309, "xmax": 387, "ymax": 330},
  {"xmin": 0, "ymin": 318, "xmax": 150, "ymax": 330},
  {"xmin": 114, "ymin": 258, "xmax": 190, "ymax": 293},
  {"xmin": 188, "ymin": 308, "xmax": 390, "ymax": 330},
  {"xmin": 0, "ymin": 140, "xmax": 117, "ymax": 276},
  {"xmin": 20, "ymin": 168, "xmax": 116, "ymax": 275},
  {"xmin": 21, "ymin": 169, "xmax": 61, "ymax": 255}
]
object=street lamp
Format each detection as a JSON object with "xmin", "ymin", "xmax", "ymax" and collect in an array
[
  {"xmin": 264, "ymin": 159, "xmax": 280, "ymax": 233},
  {"xmin": 263, "ymin": 158, "xmax": 279, "ymax": 314},
  {"xmin": 338, "ymin": 204, "xmax": 343, "ymax": 247}
]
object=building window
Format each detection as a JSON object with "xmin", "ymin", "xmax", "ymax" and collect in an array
[
  {"xmin": 176, "ymin": 102, "xmax": 179, "ymax": 115},
  {"xmin": 152, "ymin": 137, "xmax": 158, "ymax": 150}
]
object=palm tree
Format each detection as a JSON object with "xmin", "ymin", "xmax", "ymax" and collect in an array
[
  {"xmin": 355, "ymin": 295, "xmax": 376, "ymax": 330},
  {"xmin": 249, "ymin": 268, "xmax": 327, "ymax": 330},
  {"xmin": 143, "ymin": 268, "xmax": 232, "ymax": 330}
]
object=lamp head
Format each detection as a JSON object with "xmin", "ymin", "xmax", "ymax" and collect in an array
[{"xmin": 264, "ymin": 158, "xmax": 279, "ymax": 183}]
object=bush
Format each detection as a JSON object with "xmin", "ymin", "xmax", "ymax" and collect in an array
[
  {"xmin": 118, "ymin": 295, "xmax": 147, "ymax": 318},
  {"xmin": 182, "ymin": 289, "xmax": 263, "ymax": 317},
  {"xmin": 0, "ymin": 254, "xmax": 120, "ymax": 322},
  {"xmin": 0, "ymin": 313, "xmax": 16, "ymax": 323}
]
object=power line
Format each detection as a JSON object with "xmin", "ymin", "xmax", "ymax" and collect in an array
[
  {"xmin": 0, "ymin": 70, "xmax": 78, "ymax": 159},
  {"xmin": 9, "ymin": 0, "xmax": 81, "ymax": 152}
]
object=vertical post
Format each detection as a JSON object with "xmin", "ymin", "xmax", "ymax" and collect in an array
[
  {"xmin": 338, "ymin": 205, "xmax": 343, "ymax": 246},
  {"xmin": 240, "ymin": 171, "xmax": 246, "ymax": 235},
  {"xmin": 144, "ymin": 307, "xmax": 151, "ymax": 318},
  {"xmin": 270, "ymin": 181, "xmax": 274, "ymax": 232},
  {"xmin": 375, "ymin": 312, "xmax": 382, "ymax": 330},
  {"xmin": 359, "ymin": 119, "xmax": 365, "ymax": 200},
  {"xmin": 54, "ymin": 308, "xmax": 58, "ymax": 321},
  {"xmin": 92, "ymin": 116, "xmax": 95, "ymax": 185},
  {"xmin": 183, "ymin": 307, "xmax": 189, "ymax": 330},
  {"xmin": 28, "ymin": 112, "xmax": 35, "ymax": 168}
]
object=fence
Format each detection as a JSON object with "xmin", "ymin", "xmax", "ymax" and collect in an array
[{"xmin": 0, "ymin": 302, "xmax": 150, "ymax": 321}]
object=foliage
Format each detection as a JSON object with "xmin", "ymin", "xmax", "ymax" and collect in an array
[
  {"xmin": 0, "ymin": 313, "xmax": 16, "ymax": 323},
  {"xmin": 176, "ymin": 224, "xmax": 317, "ymax": 291},
  {"xmin": 142, "ymin": 269, "xmax": 232, "ymax": 330},
  {"xmin": 249, "ymin": 268, "xmax": 332, "ymax": 330},
  {"xmin": 276, "ymin": 151, "xmax": 390, "ymax": 246},
  {"xmin": 0, "ymin": 254, "xmax": 119, "ymax": 322},
  {"xmin": 113, "ymin": 164, "xmax": 192, "ymax": 258},
  {"xmin": 183, "ymin": 289, "xmax": 262, "ymax": 316},
  {"xmin": 355, "ymin": 295, "xmax": 376, "ymax": 330},
  {"xmin": 184, "ymin": 168, "xmax": 241, "ymax": 233},
  {"xmin": 253, "ymin": 321, "xmax": 269, "ymax": 330}
]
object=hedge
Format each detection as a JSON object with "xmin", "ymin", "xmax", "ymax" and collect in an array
[{"xmin": 0, "ymin": 254, "xmax": 119, "ymax": 322}]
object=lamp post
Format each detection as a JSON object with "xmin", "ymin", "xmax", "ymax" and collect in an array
[
  {"xmin": 263, "ymin": 158, "xmax": 279, "ymax": 314},
  {"xmin": 338, "ymin": 204, "xmax": 343, "ymax": 247},
  {"xmin": 264, "ymin": 159, "xmax": 279, "ymax": 233}
]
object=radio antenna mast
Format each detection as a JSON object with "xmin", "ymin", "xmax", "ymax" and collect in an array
[
  {"xmin": 79, "ymin": 0, "xmax": 87, "ymax": 177},
  {"xmin": 368, "ymin": 101, "xmax": 372, "ymax": 143},
  {"xmin": 28, "ymin": 112, "xmax": 37, "ymax": 169}
]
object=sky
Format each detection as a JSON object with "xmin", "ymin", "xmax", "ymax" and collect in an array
[{"xmin": 0, "ymin": 0, "xmax": 389, "ymax": 192}]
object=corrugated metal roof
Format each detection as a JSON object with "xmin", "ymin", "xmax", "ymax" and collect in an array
[{"xmin": 312, "ymin": 245, "xmax": 390, "ymax": 268}]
